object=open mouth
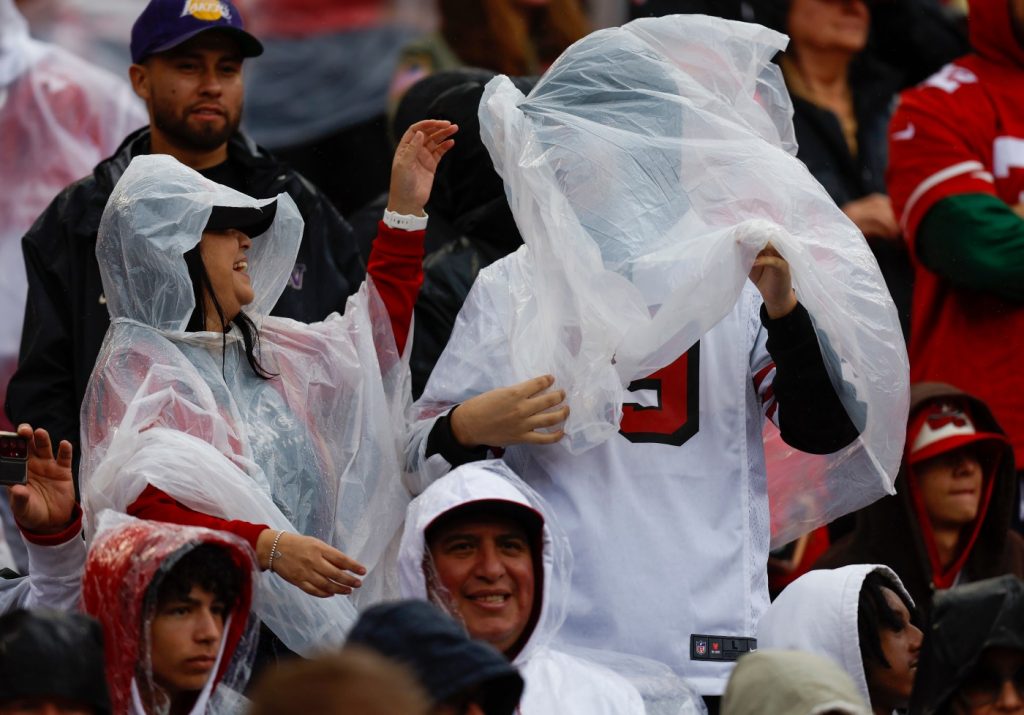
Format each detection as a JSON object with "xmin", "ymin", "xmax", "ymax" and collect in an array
[{"xmin": 233, "ymin": 260, "xmax": 248, "ymax": 273}]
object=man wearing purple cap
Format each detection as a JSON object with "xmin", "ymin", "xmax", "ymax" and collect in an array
[{"xmin": 6, "ymin": 0, "xmax": 391, "ymax": 474}]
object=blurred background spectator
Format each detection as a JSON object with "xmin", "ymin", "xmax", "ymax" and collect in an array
[
  {"xmin": 241, "ymin": 0, "xmax": 432, "ymax": 217},
  {"xmin": 387, "ymin": 0, "xmax": 588, "ymax": 116},
  {"xmin": 0, "ymin": 609, "xmax": 111, "ymax": 715},
  {"xmin": 818, "ymin": 384, "xmax": 1024, "ymax": 617},
  {"xmin": 722, "ymin": 650, "xmax": 871, "ymax": 715},
  {"xmin": 247, "ymin": 649, "xmax": 431, "ymax": 715},
  {"xmin": 909, "ymin": 575, "xmax": 1024, "ymax": 715},
  {"xmin": 0, "ymin": 0, "xmax": 145, "ymax": 434}
]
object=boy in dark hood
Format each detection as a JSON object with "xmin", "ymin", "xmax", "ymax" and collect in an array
[{"xmin": 818, "ymin": 383, "xmax": 1024, "ymax": 615}]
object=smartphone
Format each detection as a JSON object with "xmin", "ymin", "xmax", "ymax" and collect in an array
[{"xmin": 0, "ymin": 431, "xmax": 28, "ymax": 486}]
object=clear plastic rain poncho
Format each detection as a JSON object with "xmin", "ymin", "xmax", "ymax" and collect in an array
[
  {"xmin": 0, "ymin": 0, "xmax": 145, "ymax": 423},
  {"xmin": 82, "ymin": 511, "xmax": 260, "ymax": 715},
  {"xmin": 80, "ymin": 155, "xmax": 411, "ymax": 654},
  {"xmin": 398, "ymin": 460, "xmax": 706, "ymax": 715},
  {"xmin": 418, "ymin": 15, "xmax": 909, "ymax": 544}
]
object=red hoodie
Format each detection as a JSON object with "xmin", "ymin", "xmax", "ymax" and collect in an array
[
  {"xmin": 82, "ymin": 518, "xmax": 259, "ymax": 714},
  {"xmin": 887, "ymin": 0, "xmax": 1024, "ymax": 469}
]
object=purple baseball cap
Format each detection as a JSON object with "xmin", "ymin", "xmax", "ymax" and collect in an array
[{"xmin": 130, "ymin": 0, "xmax": 263, "ymax": 64}]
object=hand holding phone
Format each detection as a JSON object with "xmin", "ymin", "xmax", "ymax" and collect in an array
[
  {"xmin": 0, "ymin": 431, "xmax": 28, "ymax": 486},
  {"xmin": 5, "ymin": 425, "xmax": 76, "ymax": 535}
]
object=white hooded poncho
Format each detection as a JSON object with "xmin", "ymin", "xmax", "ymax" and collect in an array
[
  {"xmin": 80, "ymin": 155, "xmax": 411, "ymax": 655},
  {"xmin": 757, "ymin": 565, "xmax": 916, "ymax": 713},
  {"xmin": 398, "ymin": 461, "xmax": 705, "ymax": 715}
]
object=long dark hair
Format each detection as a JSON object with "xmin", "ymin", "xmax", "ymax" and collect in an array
[
  {"xmin": 183, "ymin": 246, "xmax": 277, "ymax": 380},
  {"xmin": 858, "ymin": 570, "xmax": 921, "ymax": 669}
]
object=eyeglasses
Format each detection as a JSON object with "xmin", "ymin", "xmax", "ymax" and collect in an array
[{"xmin": 958, "ymin": 664, "xmax": 1024, "ymax": 708}]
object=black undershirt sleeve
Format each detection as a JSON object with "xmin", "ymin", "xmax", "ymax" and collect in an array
[
  {"xmin": 762, "ymin": 302, "xmax": 861, "ymax": 455},
  {"xmin": 425, "ymin": 406, "xmax": 490, "ymax": 468},
  {"xmin": 426, "ymin": 301, "xmax": 861, "ymax": 465}
]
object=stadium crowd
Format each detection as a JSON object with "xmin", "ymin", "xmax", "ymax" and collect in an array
[{"xmin": 1, "ymin": 0, "xmax": 1023, "ymax": 714}]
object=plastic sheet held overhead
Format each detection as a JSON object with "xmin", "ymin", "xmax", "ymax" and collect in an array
[
  {"xmin": 83, "ymin": 512, "xmax": 260, "ymax": 715},
  {"xmin": 0, "ymin": 0, "xmax": 145, "ymax": 430},
  {"xmin": 428, "ymin": 15, "xmax": 908, "ymax": 544},
  {"xmin": 80, "ymin": 155, "xmax": 412, "ymax": 654}
]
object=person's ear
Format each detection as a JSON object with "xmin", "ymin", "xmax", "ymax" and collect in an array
[{"xmin": 129, "ymin": 63, "xmax": 151, "ymax": 103}]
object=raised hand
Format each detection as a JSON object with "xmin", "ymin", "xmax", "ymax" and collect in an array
[
  {"xmin": 386, "ymin": 119, "xmax": 459, "ymax": 217},
  {"xmin": 257, "ymin": 529, "xmax": 367, "ymax": 598},
  {"xmin": 449, "ymin": 375, "xmax": 569, "ymax": 448},
  {"xmin": 8, "ymin": 424, "xmax": 76, "ymax": 534},
  {"xmin": 748, "ymin": 243, "xmax": 797, "ymax": 319}
]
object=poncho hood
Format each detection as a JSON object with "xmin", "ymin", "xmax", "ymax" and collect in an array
[
  {"xmin": 397, "ymin": 460, "xmax": 570, "ymax": 666},
  {"xmin": 722, "ymin": 649, "xmax": 870, "ymax": 715},
  {"xmin": 909, "ymin": 575, "xmax": 1024, "ymax": 715},
  {"xmin": 968, "ymin": 0, "xmax": 1024, "ymax": 69},
  {"xmin": 757, "ymin": 564, "xmax": 914, "ymax": 708},
  {"xmin": 82, "ymin": 513, "xmax": 259, "ymax": 715},
  {"xmin": 97, "ymin": 154, "xmax": 303, "ymax": 331}
]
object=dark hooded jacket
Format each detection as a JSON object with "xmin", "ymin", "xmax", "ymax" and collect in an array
[
  {"xmin": 5, "ymin": 127, "xmax": 364, "ymax": 468},
  {"xmin": 347, "ymin": 599, "xmax": 524, "ymax": 715},
  {"xmin": 909, "ymin": 575, "xmax": 1024, "ymax": 715},
  {"xmin": 0, "ymin": 609, "xmax": 111, "ymax": 714},
  {"xmin": 816, "ymin": 383, "xmax": 1024, "ymax": 617},
  {"xmin": 398, "ymin": 70, "xmax": 534, "ymax": 397}
]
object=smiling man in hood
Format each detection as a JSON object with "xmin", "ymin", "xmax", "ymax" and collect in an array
[
  {"xmin": 397, "ymin": 460, "xmax": 647, "ymax": 715},
  {"xmin": 886, "ymin": 0, "xmax": 1024, "ymax": 529},
  {"xmin": 82, "ymin": 515, "xmax": 259, "ymax": 715}
]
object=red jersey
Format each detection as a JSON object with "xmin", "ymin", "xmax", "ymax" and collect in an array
[{"xmin": 887, "ymin": 0, "xmax": 1024, "ymax": 468}]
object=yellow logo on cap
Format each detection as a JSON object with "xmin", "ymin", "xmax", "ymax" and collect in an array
[{"xmin": 180, "ymin": 0, "xmax": 232, "ymax": 22}]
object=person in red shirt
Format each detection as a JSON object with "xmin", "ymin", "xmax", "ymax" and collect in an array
[{"xmin": 886, "ymin": 0, "xmax": 1024, "ymax": 526}]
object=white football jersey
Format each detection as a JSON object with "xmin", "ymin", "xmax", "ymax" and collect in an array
[{"xmin": 409, "ymin": 252, "xmax": 778, "ymax": 696}]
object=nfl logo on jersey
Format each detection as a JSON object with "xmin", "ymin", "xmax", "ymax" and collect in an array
[{"xmin": 695, "ymin": 639, "xmax": 707, "ymax": 657}]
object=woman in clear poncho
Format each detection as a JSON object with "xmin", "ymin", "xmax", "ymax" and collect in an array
[{"xmin": 79, "ymin": 120, "xmax": 457, "ymax": 655}]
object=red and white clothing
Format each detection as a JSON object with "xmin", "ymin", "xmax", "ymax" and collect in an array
[
  {"xmin": 81, "ymin": 157, "xmax": 418, "ymax": 653},
  {"xmin": 125, "ymin": 219, "xmax": 425, "ymax": 551},
  {"xmin": 887, "ymin": 0, "xmax": 1024, "ymax": 467}
]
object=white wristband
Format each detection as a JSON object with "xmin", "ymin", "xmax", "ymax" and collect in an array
[{"xmin": 383, "ymin": 208, "xmax": 429, "ymax": 231}]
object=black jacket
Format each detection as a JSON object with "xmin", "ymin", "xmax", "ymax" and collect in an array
[
  {"xmin": 909, "ymin": 575, "xmax": 1024, "ymax": 715},
  {"xmin": 5, "ymin": 127, "xmax": 365, "ymax": 468},
  {"xmin": 787, "ymin": 60, "xmax": 914, "ymax": 339}
]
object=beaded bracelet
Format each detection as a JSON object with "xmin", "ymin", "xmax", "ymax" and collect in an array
[{"xmin": 268, "ymin": 529, "xmax": 285, "ymax": 573}]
